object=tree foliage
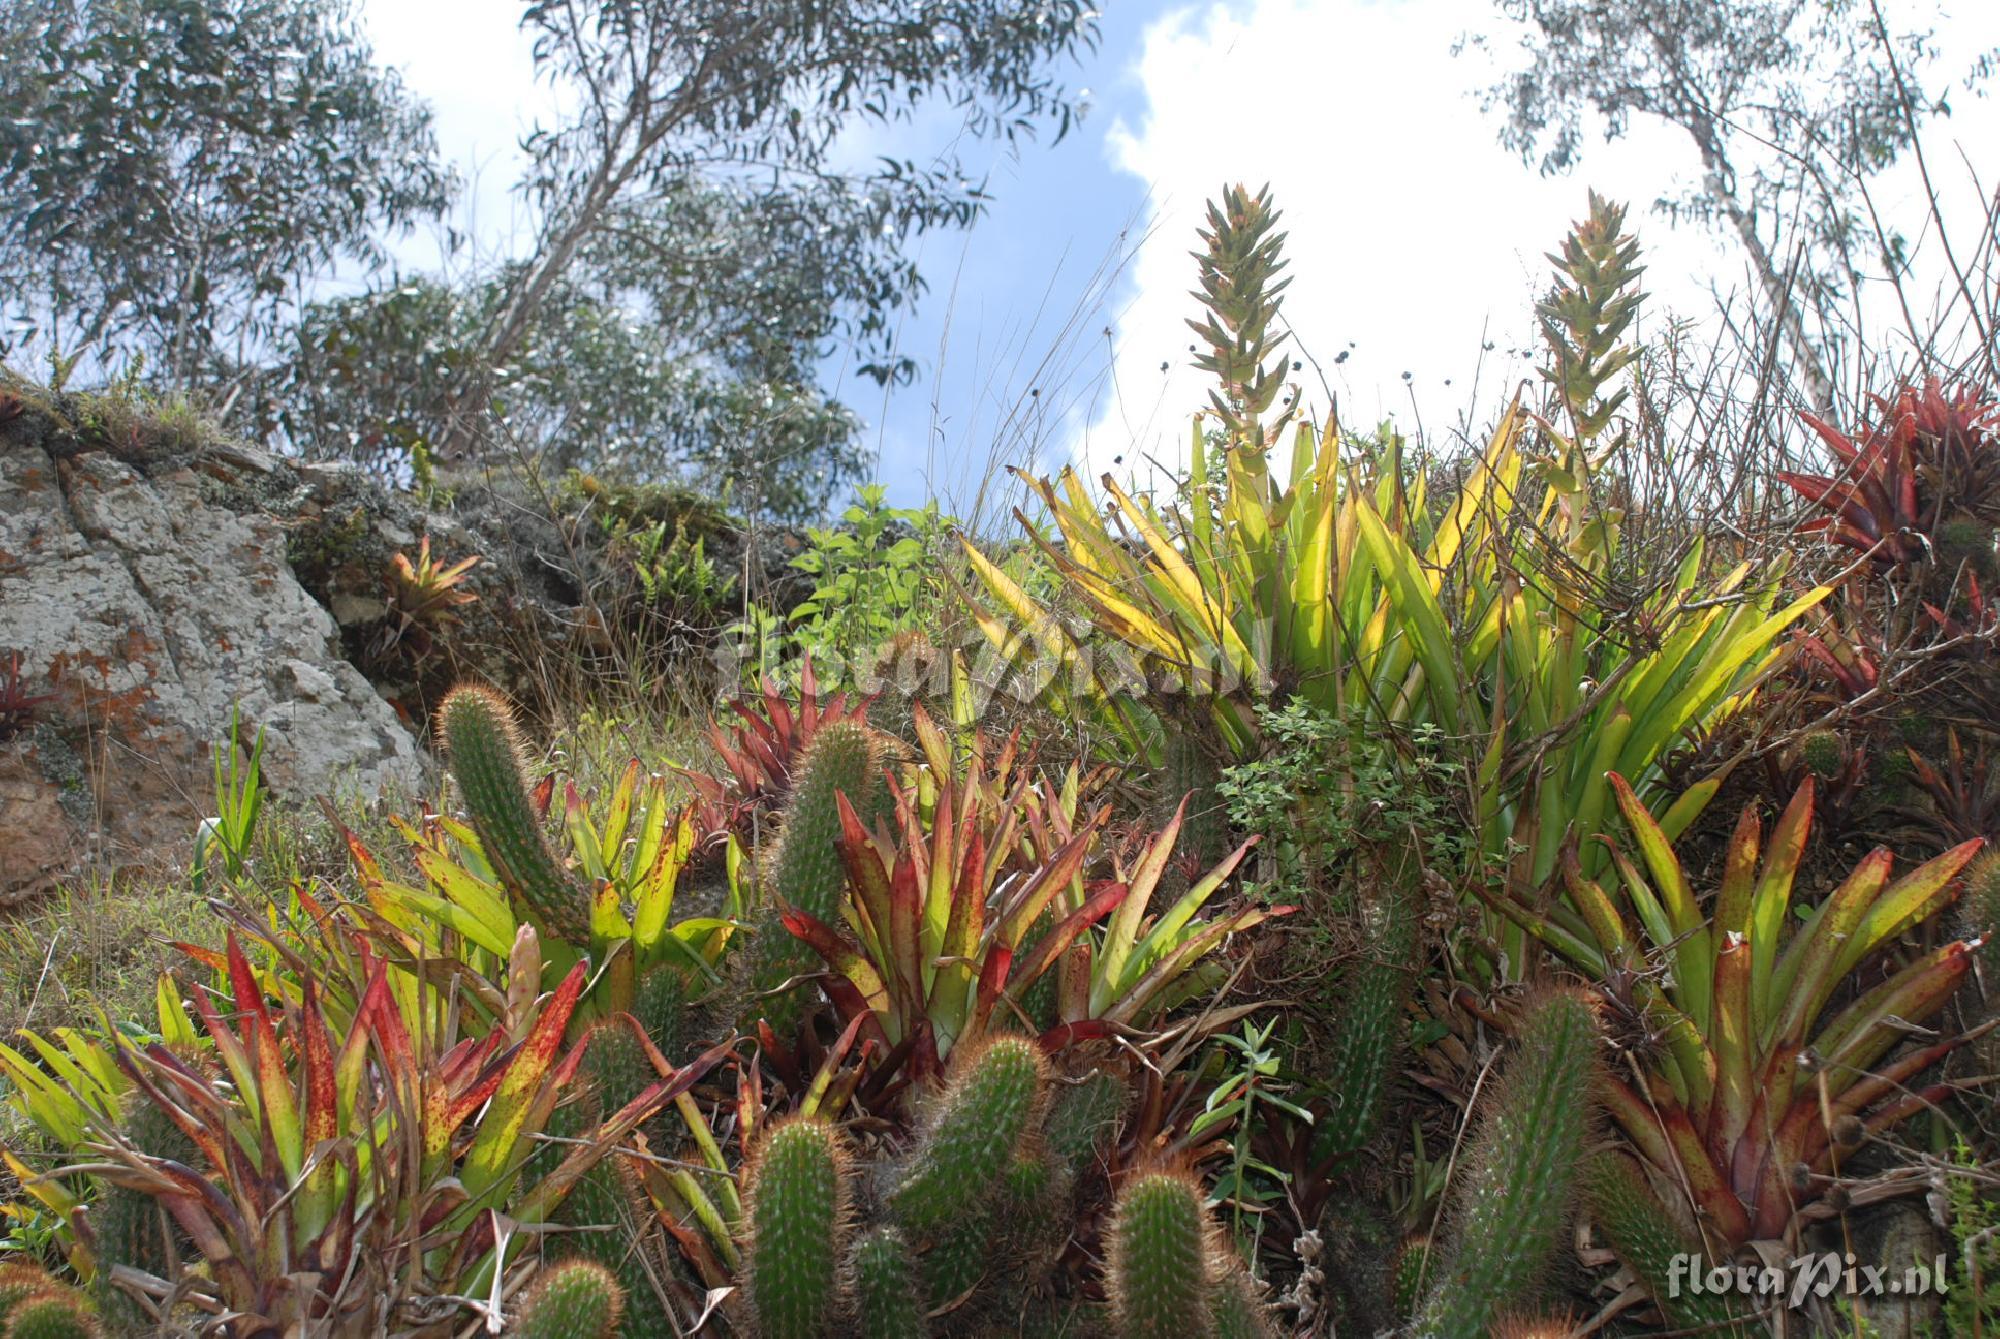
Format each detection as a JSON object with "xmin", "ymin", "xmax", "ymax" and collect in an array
[
  {"xmin": 1469, "ymin": 0, "xmax": 1990, "ymax": 409},
  {"xmin": 0, "ymin": 0, "xmax": 452, "ymax": 390},
  {"xmin": 416, "ymin": 0, "xmax": 1099, "ymax": 477}
]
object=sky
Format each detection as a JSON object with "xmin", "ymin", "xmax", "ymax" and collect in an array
[{"xmin": 358, "ymin": 0, "xmax": 2000, "ymax": 520}]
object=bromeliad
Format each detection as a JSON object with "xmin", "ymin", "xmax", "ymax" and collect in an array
[
  {"xmin": 1484, "ymin": 774, "xmax": 1984, "ymax": 1247},
  {"xmin": 781, "ymin": 708, "xmax": 1283, "ymax": 1080}
]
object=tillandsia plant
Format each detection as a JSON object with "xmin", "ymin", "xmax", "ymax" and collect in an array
[
  {"xmin": 781, "ymin": 706, "xmax": 1283, "ymax": 1080},
  {"xmin": 189, "ymin": 705, "xmax": 266, "ymax": 896},
  {"xmin": 1482, "ymin": 774, "xmax": 1985, "ymax": 1248},
  {"xmin": 961, "ymin": 187, "xmax": 1826, "ymax": 973},
  {"xmin": 350, "ymin": 682, "xmax": 737, "ymax": 1027},
  {"xmin": 1780, "ymin": 377, "xmax": 2000, "ymax": 567},
  {"xmin": 380, "ymin": 533, "xmax": 480, "ymax": 658},
  {"xmin": 1, "ymin": 902, "xmax": 723, "ymax": 1335}
]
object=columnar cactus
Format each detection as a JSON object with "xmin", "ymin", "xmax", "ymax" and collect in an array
[
  {"xmin": 746, "ymin": 1117, "xmax": 850, "ymax": 1339},
  {"xmin": 3, "ymin": 1289, "xmax": 101, "ymax": 1339},
  {"xmin": 747, "ymin": 720, "xmax": 889, "ymax": 1038},
  {"xmin": 1208, "ymin": 1254, "xmax": 1276, "ymax": 1339},
  {"xmin": 548, "ymin": 1144, "xmax": 676, "ymax": 1337},
  {"xmin": 1585, "ymin": 1153, "xmax": 1748, "ymax": 1334},
  {"xmin": 513, "ymin": 1260, "xmax": 624, "ymax": 1339},
  {"xmin": 1044, "ymin": 1070, "xmax": 1128, "ymax": 1174},
  {"xmin": 440, "ymin": 684, "xmax": 590, "ymax": 943},
  {"xmin": 891, "ymin": 1036, "xmax": 1048, "ymax": 1237},
  {"xmin": 1418, "ymin": 989, "xmax": 1600, "ymax": 1338},
  {"xmin": 631, "ymin": 961, "xmax": 687, "ymax": 1062},
  {"xmin": 1107, "ymin": 1171, "xmax": 1213, "ymax": 1338},
  {"xmin": 90, "ymin": 1097, "xmax": 191, "ymax": 1328},
  {"xmin": 0, "ymin": 1268, "xmax": 60, "ymax": 1330},
  {"xmin": 847, "ymin": 1227, "xmax": 925, "ymax": 1339},
  {"xmin": 1164, "ymin": 732, "xmax": 1226, "ymax": 868},
  {"xmin": 1316, "ymin": 862, "xmax": 1418, "ymax": 1163}
]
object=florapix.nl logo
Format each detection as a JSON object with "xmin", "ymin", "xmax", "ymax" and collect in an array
[{"xmin": 1668, "ymin": 1252, "xmax": 1949, "ymax": 1309}]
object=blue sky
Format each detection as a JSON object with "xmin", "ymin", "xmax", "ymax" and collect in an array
[{"xmin": 361, "ymin": 0, "xmax": 2000, "ymax": 521}]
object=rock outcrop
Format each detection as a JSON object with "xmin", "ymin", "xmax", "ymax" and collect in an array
[{"xmin": 0, "ymin": 399, "xmax": 425, "ymax": 903}]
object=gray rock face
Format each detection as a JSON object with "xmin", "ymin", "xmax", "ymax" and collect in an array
[{"xmin": 0, "ymin": 433, "xmax": 423, "ymax": 903}]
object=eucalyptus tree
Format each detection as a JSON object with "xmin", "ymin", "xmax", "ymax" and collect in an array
[
  {"xmin": 1468, "ymin": 0, "xmax": 1993, "ymax": 410},
  {"xmin": 0, "ymin": 0, "xmax": 452, "ymax": 394}
]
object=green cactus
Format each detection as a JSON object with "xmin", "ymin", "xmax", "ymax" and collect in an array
[
  {"xmin": 847, "ymin": 1227, "xmax": 925, "ymax": 1339},
  {"xmin": 1959, "ymin": 850, "xmax": 2000, "ymax": 1076},
  {"xmin": 440, "ymin": 684, "xmax": 590, "ymax": 943},
  {"xmin": 1314, "ymin": 858, "xmax": 1417, "ymax": 1164},
  {"xmin": 1107, "ymin": 1171, "xmax": 1212, "ymax": 1339},
  {"xmin": 920, "ymin": 1215, "xmax": 994, "ymax": 1311},
  {"xmin": 579, "ymin": 1018, "xmax": 655, "ymax": 1118},
  {"xmin": 892, "ymin": 1037, "xmax": 1047, "ymax": 1237},
  {"xmin": 1797, "ymin": 729, "xmax": 1844, "ymax": 779},
  {"xmin": 549, "ymin": 1150, "xmax": 677, "ymax": 1337},
  {"xmin": 89, "ymin": 1095, "xmax": 192, "ymax": 1328},
  {"xmin": 1417, "ymin": 989, "xmax": 1599, "ymax": 1338},
  {"xmin": 3, "ymin": 1290, "xmax": 100, "ymax": 1339},
  {"xmin": 1207, "ymin": 1252, "xmax": 1275, "ymax": 1339},
  {"xmin": 1044, "ymin": 1070, "xmax": 1127, "ymax": 1174},
  {"xmin": 1936, "ymin": 518, "xmax": 1998, "ymax": 584},
  {"xmin": 748, "ymin": 720, "xmax": 888, "ymax": 1039},
  {"xmin": 631, "ymin": 961, "xmax": 687, "ymax": 1063},
  {"xmin": 746, "ymin": 1117, "xmax": 849, "ymax": 1339},
  {"xmin": 0, "ymin": 1268, "xmax": 58, "ymax": 1331},
  {"xmin": 1960, "ymin": 850, "xmax": 2000, "ymax": 968},
  {"xmin": 1003, "ymin": 1151, "xmax": 1078, "ymax": 1273},
  {"xmin": 1389, "ymin": 1233, "xmax": 1430, "ymax": 1322},
  {"xmin": 1164, "ymin": 732, "xmax": 1227, "ymax": 869},
  {"xmin": 1014, "ymin": 904, "xmax": 1062, "ymax": 1030},
  {"xmin": 513, "ymin": 1259, "xmax": 624, "ymax": 1339},
  {"xmin": 1584, "ymin": 1152, "xmax": 1747, "ymax": 1335}
]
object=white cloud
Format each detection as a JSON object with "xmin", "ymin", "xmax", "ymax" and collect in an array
[
  {"xmin": 1078, "ymin": 0, "xmax": 2000, "ymax": 488},
  {"xmin": 359, "ymin": 0, "xmax": 565, "ymax": 272}
]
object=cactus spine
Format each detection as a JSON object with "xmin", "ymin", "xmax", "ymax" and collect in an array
[
  {"xmin": 1585, "ymin": 1153, "xmax": 1748, "ymax": 1335},
  {"xmin": 891, "ymin": 1036, "xmax": 1048, "ymax": 1237},
  {"xmin": 0, "ymin": 1268, "xmax": 59, "ymax": 1331},
  {"xmin": 3, "ymin": 1290, "xmax": 101, "ymax": 1339},
  {"xmin": 631, "ymin": 961, "xmax": 687, "ymax": 1063},
  {"xmin": 1107, "ymin": 1171, "xmax": 1212, "ymax": 1338},
  {"xmin": 1163, "ymin": 732, "xmax": 1226, "ymax": 869},
  {"xmin": 847, "ymin": 1227, "xmax": 925, "ymax": 1339},
  {"xmin": 746, "ymin": 1117, "xmax": 849, "ymax": 1339},
  {"xmin": 513, "ymin": 1260, "xmax": 624, "ymax": 1339},
  {"xmin": 90, "ymin": 1095, "xmax": 191, "ymax": 1328},
  {"xmin": 1044, "ymin": 1070, "xmax": 1127, "ymax": 1174},
  {"xmin": 749, "ymin": 720, "xmax": 888, "ymax": 1038},
  {"xmin": 1417, "ymin": 989, "xmax": 1600, "ymax": 1338},
  {"xmin": 440, "ymin": 685, "xmax": 589, "ymax": 943},
  {"xmin": 1208, "ymin": 1256, "xmax": 1275, "ymax": 1339},
  {"xmin": 1315, "ymin": 844, "xmax": 1419, "ymax": 1163}
]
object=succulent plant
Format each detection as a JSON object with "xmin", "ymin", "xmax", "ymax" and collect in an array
[
  {"xmin": 1584, "ymin": 1152, "xmax": 1749, "ymax": 1334},
  {"xmin": 1314, "ymin": 851, "xmax": 1419, "ymax": 1165},
  {"xmin": 1417, "ymin": 989, "xmax": 1601, "ymax": 1338},
  {"xmin": 0, "ymin": 1268, "xmax": 61, "ymax": 1331},
  {"xmin": 846, "ymin": 1227, "xmax": 925, "ymax": 1339},
  {"xmin": 1107, "ymin": 1171, "xmax": 1213, "ymax": 1338},
  {"xmin": 512, "ymin": 1260, "xmax": 624, "ymax": 1339},
  {"xmin": 745, "ymin": 1117, "xmax": 850, "ymax": 1339},
  {"xmin": 440, "ymin": 683, "xmax": 591, "ymax": 943},
  {"xmin": 2, "ymin": 1288, "xmax": 101, "ymax": 1339},
  {"xmin": 891, "ymin": 1037, "xmax": 1048, "ymax": 1237},
  {"xmin": 744, "ymin": 718, "xmax": 891, "ymax": 1041},
  {"xmin": 87, "ymin": 1096, "xmax": 193, "ymax": 1328}
]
